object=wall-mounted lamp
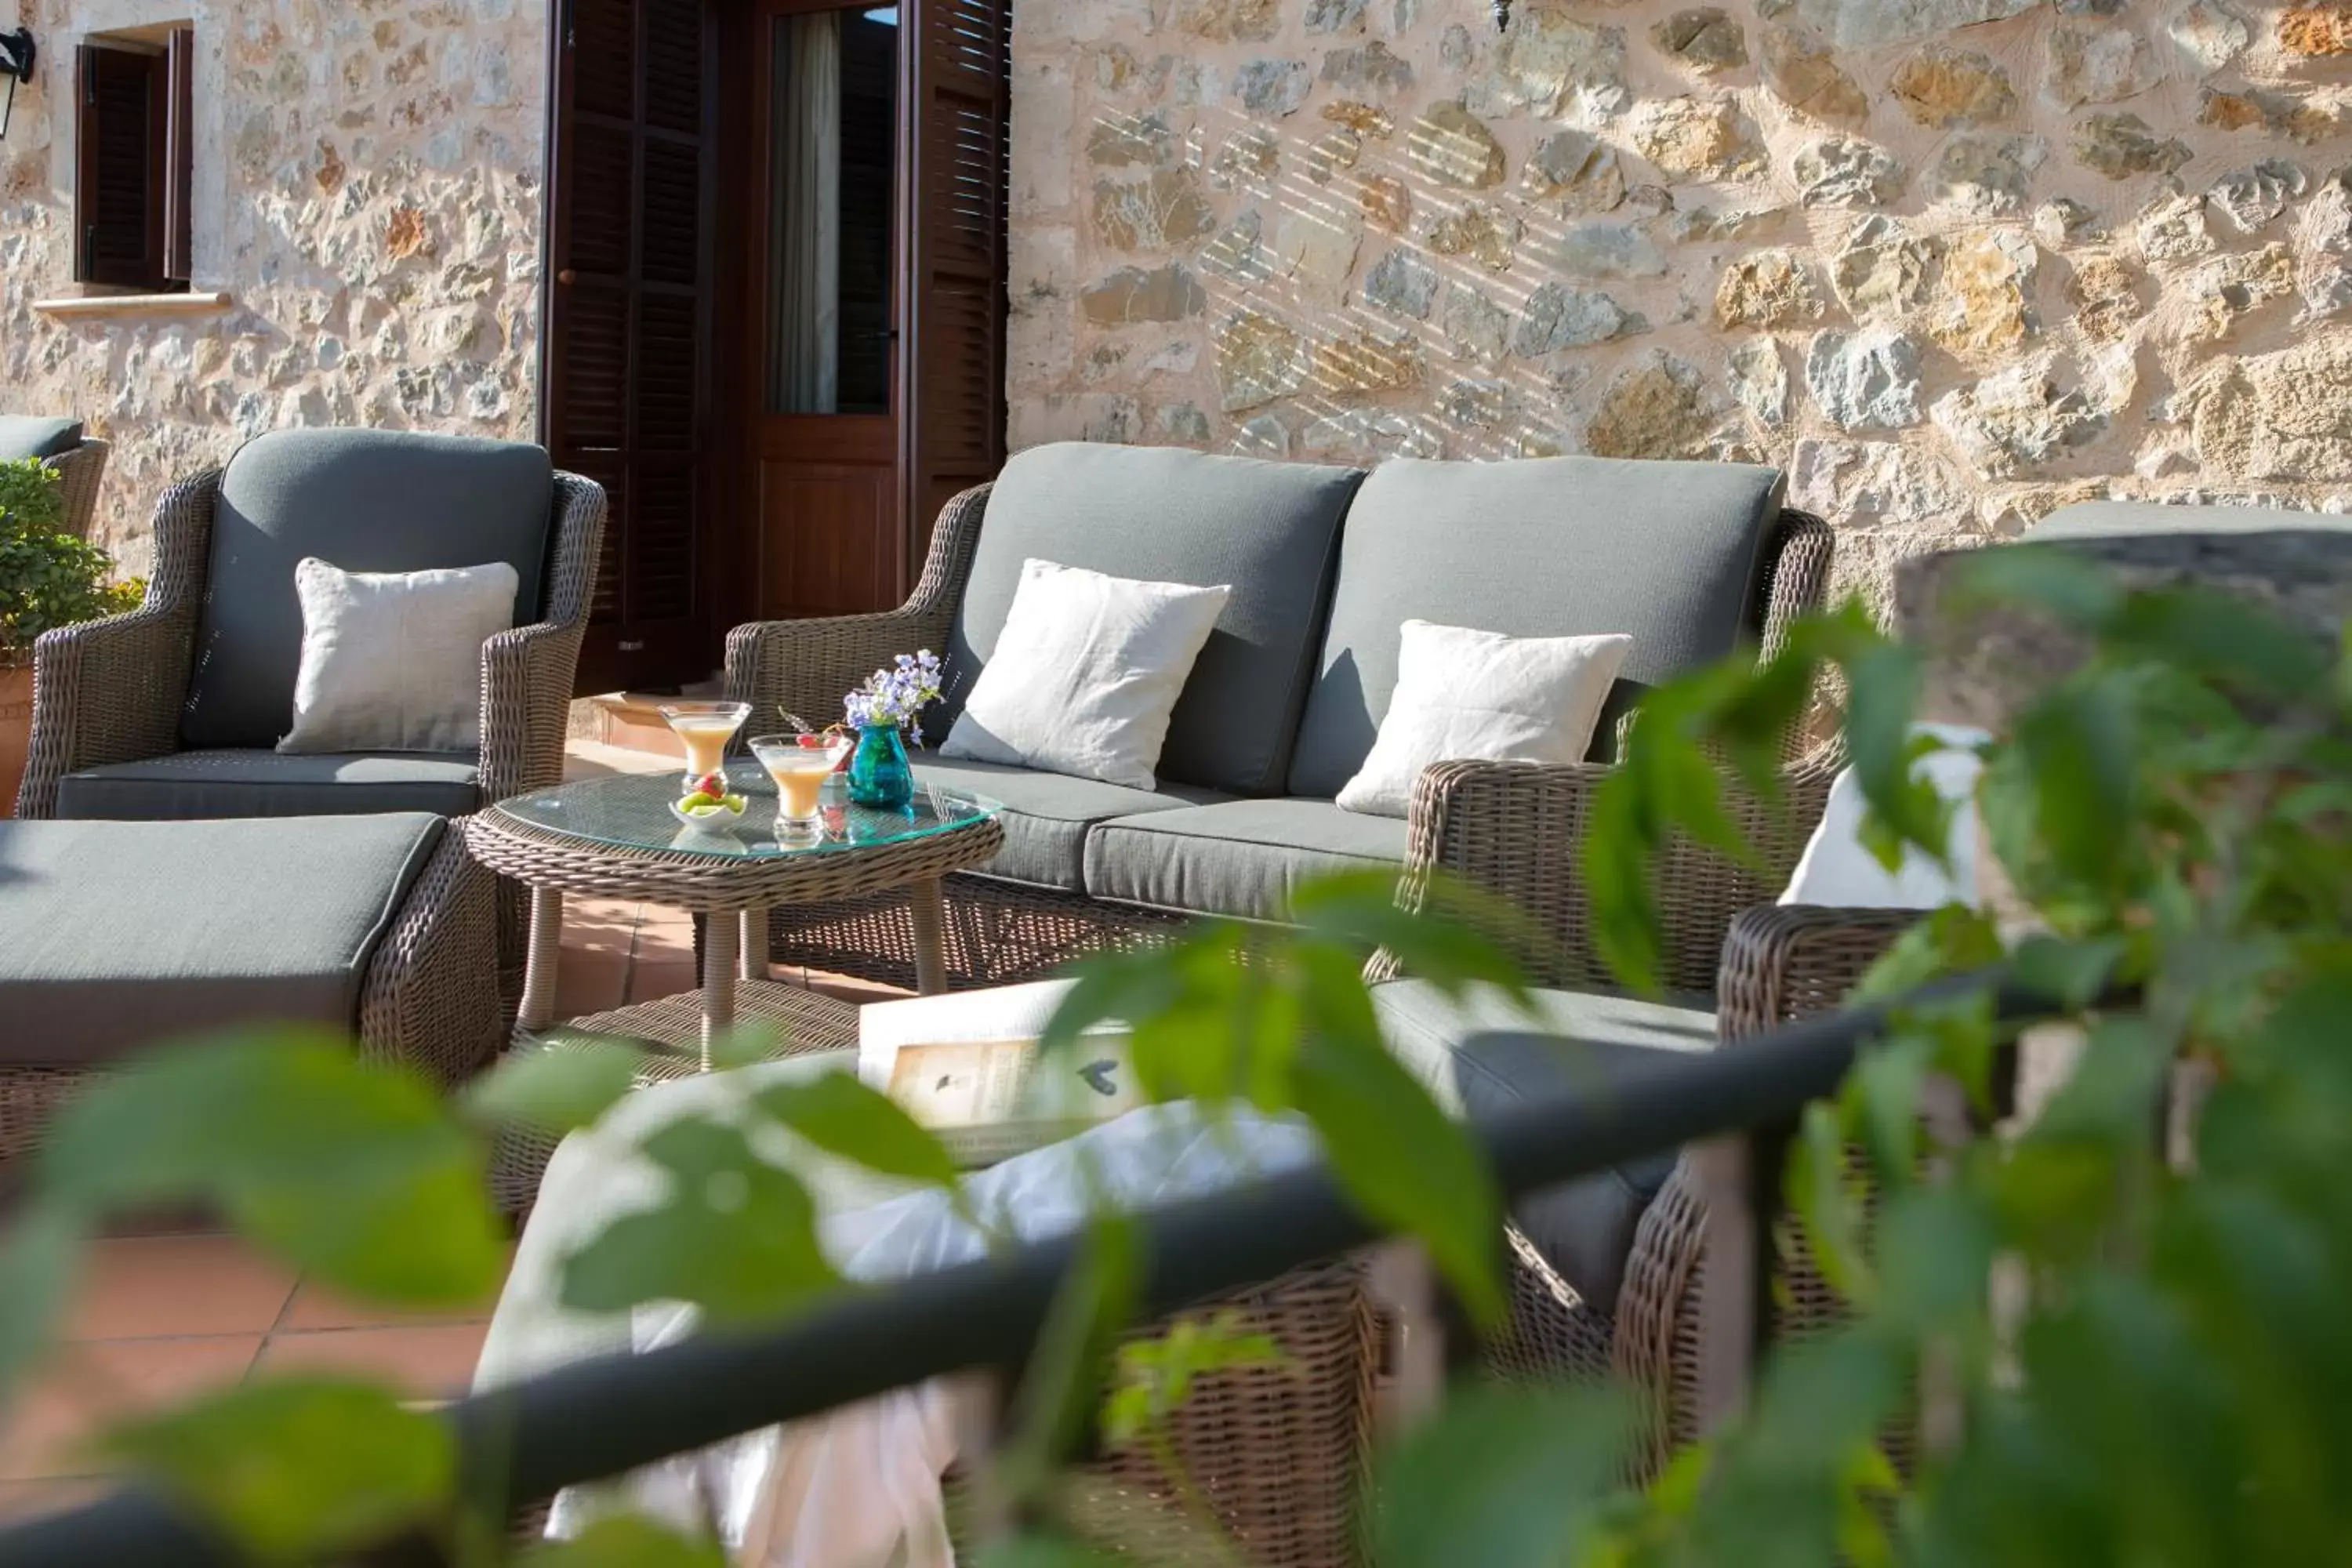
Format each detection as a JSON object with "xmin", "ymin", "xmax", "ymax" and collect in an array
[
  {"xmin": 1492, "ymin": 0, "xmax": 1511, "ymax": 31},
  {"xmin": 0, "ymin": 28, "xmax": 33, "ymax": 140}
]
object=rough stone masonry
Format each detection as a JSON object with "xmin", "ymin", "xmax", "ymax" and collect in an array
[{"xmin": 1009, "ymin": 0, "xmax": 2352, "ymax": 608}]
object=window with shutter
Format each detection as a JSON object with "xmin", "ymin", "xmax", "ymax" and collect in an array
[{"xmin": 73, "ymin": 32, "xmax": 194, "ymax": 292}]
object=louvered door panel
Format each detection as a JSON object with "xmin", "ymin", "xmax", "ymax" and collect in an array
[
  {"xmin": 900, "ymin": 0, "xmax": 1008, "ymax": 564},
  {"xmin": 545, "ymin": 0, "xmax": 717, "ymax": 693}
]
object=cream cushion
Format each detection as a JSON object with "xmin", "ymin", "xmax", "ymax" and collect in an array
[
  {"xmin": 1778, "ymin": 724, "xmax": 1989, "ymax": 909},
  {"xmin": 940, "ymin": 560, "xmax": 1231, "ymax": 791},
  {"xmin": 278, "ymin": 557, "xmax": 518, "ymax": 754},
  {"xmin": 1335, "ymin": 620, "xmax": 1632, "ymax": 818}
]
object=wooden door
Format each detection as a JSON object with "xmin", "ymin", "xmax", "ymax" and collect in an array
[
  {"xmin": 543, "ymin": 0, "xmax": 719, "ymax": 694},
  {"xmin": 742, "ymin": 0, "xmax": 904, "ymax": 622},
  {"xmin": 734, "ymin": 0, "xmax": 1007, "ymax": 622}
]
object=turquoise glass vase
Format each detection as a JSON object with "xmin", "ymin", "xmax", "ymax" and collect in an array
[{"xmin": 848, "ymin": 724, "xmax": 914, "ymax": 809}]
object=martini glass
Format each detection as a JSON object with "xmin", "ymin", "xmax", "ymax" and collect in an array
[{"xmin": 750, "ymin": 732, "xmax": 854, "ymax": 838}]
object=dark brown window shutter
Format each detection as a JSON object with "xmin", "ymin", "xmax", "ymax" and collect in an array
[
  {"xmin": 899, "ymin": 0, "xmax": 1009, "ymax": 568},
  {"xmin": 74, "ymin": 43, "xmax": 167, "ymax": 289},
  {"xmin": 163, "ymin": 27, "xmax": 195, "ymax": 284}
]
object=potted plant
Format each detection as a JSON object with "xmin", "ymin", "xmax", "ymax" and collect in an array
[
  {"xmin": 0, "ymin": 459, "xmax": 141, "ymax": 815},
  {"xmin": 841, "ymin": 649, "xmax": 946, "ymax": 809}
]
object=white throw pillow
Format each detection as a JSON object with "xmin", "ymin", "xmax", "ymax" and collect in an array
[
  {"xmin": 940, "ymin": 560, "xmax": 1231, "ymax": 790},
  {"xmin": 278, "ymin": 557, "xmax": 519, "ymax": 754},
  {"xmin": 1335, "ymin": 620, "xmax": 1634, "ymax": 818},
  {"xmin": 1777, "ymin": 724, "xmax": 1989, "ymax": 909}
]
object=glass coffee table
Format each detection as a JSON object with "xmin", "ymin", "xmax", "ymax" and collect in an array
[{"xmin": 465, "ymin": 765, "xmax": 1005, "ymax": 1069}]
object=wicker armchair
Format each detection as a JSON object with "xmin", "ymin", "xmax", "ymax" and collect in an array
[
  {"xmin": 728, "ymin": 480, "xmax": 1838, "ymax": 988},
  {"xmin": 14, "ymin": 432, "xmax": 604, "ymax": 997},
  {"xmin": 42, "ymin": 437, "xmax": 110, "ymax": 542}
]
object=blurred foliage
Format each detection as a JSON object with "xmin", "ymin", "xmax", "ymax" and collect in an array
[
  {"xmin": 2, "ymin": 543, "xmax": 2349, "ymax": 1568},
  {"xmin": 0, "ymin": 458, "xmax": 143, "ymax": 662}
]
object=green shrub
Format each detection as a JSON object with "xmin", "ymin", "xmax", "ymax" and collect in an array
[{"xmin": 0, "ymin": 459, "xmax": 141, "ymax": 664}]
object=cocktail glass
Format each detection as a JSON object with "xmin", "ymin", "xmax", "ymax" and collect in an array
[
  {"xmin": 750, "ymin": 733, "xmax": 854, "ymax": 837},
  {"xmin": 659, "ymin": 701, "xmax": 753, "ymax": 794}
]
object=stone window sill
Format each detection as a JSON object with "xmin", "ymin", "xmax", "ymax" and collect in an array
[{"xmin": 31, "ymin": 290, "xmax": 234, "ymax": 319}]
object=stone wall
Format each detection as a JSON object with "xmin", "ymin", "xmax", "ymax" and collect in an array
[
  {"xmin": 0, "ymin": 0, "xmax": 546, "ymax": 574},
  {"xmin": 1007, "ymin": 0, "xmax": 2352, "ymax": 604}
]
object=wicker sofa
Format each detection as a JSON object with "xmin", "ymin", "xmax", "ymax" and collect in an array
[
  {"xmin": 730, "ymin": 441, "xmax": 1835, "ymax": 990},
  {"xmin": 1, "ymin": 416, "xmax": 109, "ymax": 542}
]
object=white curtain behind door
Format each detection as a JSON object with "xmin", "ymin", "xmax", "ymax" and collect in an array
[{"xmin": 770, "ymin": 10, "xmax": 841, "ymax": 414}]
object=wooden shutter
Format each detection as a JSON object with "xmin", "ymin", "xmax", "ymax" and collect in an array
[
  {"xmin": 74, "ymin": 44, "xmax": 167, "ymax": 289},
  {"xmin": 898, "ymin": 0, "xmax": 1009, "ymax": 572},
  {"xmin": 544, "ymin": 0, "xmax": 717, "ymax": 694},
  {"xmin": 163, "ymin": 27, "xmax": 194, "ymax": 285}
]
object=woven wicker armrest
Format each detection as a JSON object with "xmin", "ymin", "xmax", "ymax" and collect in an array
[
  {"xmin": 1610, "ymin": 902, "xmax": 1924, "ymax": 1471},
  {"xmin": 13, "ymin": 470, "xmax": 217, "ymax": 820},
  {"xmin": 723, "ymin": 483, "xmax": 991, "ymax": 726},
  {"xmin": 1385, "ymin": 753, "xmax": 1842, "ymax": 996},
  {"xmin": 42, "ymin": 439, "xmax": 111, "ymax": 543},
  {"xmin": 475, "ymin": 471, "xmax": 605, "ymax": 805}
]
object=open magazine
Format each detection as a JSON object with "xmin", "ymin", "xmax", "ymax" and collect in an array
[{"xmin": 857, "ymin": 982, "xmax": 1142, "ymax": 1165}]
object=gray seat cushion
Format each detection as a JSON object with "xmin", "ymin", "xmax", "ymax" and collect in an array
[
  {"xmin": 181, "ymin": 429, "xmax": 554, "ymax": 750},
  {"xmin": 54, "ymin": 750, "xmax": 481, "ymax": 821},
  {"xmin": 2030, "ymin": 500, "xmax": 2352, "ymax": 539},
  {"xmin": 913, "ymin": 757, "xmax": 1226, "ymax": 892},
  {"xmin": 1083, "ymin": 798, "xmax": 1407, "ymax": 922},
  {"xmin": 1288, "ymin": 457, "xmax": 1788, "ymax": 798},
  {"xmin": 0, "ymin": 416, "xmax": 85, "ymax": 461},
  {"xmin": 0, "ymin": 814, "xmax": 445, "ymax": 1067},
  {"xmin": 1372, "ymin": 978, "xmax": 1716, "ymax": 1316},
  {"xmin": 943, "ymin": 443, "xmax": 1363, "ymax": 797}
]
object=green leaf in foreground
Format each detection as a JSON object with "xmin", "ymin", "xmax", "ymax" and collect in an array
[
  {"xmin": 754, "ymin": 1069, "xmax": 963, "ymax": 1192},
  {"xmin": 95, "ymin": 1378, "xmax": 454, "ymax": 1566},
  {"xmin": 1370, "ymin": 1383, "xmax": 1630, "ymax": 1568},
  {"xmin": 0, "ymin": 1209, "xmax": 84, "ymax": 1412},
  {"xmin": 461, "ymin": 1036, "xmax": 647, "ymax": 1136},
  {"xmin": 1289, "ymin": 982, "xmax": 1504, "ymax": 1329},
  {"xmin": 37, "ymin": 1031, "xmax": 504, "ymax": 1306},
  {"xmin": 516, "ymin": 1514, "xmax": 728, "ymax": 1566},
  {"xmin": 558, "ymin": 1117, "xmax": 843, "ymax": 1323}
]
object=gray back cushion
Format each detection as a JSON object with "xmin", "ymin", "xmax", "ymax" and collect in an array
[
  {"xmin": 946, "ymin": 443, "xmax": 1364, "ymax": 796},
  {"xmin": 2031, "ymin": 500, "xmax": 2352, "ymax": 539},
  {"xmin": 181, "ymin": 429, "xmax": 555, "ymax": 750},
  {"xmin": 0, "ymin": 416, "xmax": 85, "ymax": 461},
  {"xmin": 1288, "ymin": 456, "xmax": 1788, "ymax": 799}
]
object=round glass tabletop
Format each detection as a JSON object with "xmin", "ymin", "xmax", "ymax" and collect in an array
[{"xmin": 492, "ymin": 762, "xmax": 1002, "ymax": 861}]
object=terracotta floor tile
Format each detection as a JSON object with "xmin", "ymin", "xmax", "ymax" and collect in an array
[
  {"xmin": 253, "ymin": 1324, "xmax": 490, "ymax": 1403},
  {"xmin": 631, "ymin": 923, "xmax": 699, "ymax": 964},
  {"xmin": 65, "ymin": 1236, "xmax": 298, "ymax": 1343},
  {"xmin": 552, "ymin": 947, "xmax": 631, "ymax": 1020},
  {"xmin": 800, "ymin": 970, "xmax": 913, "ymax": 1006},
  {"xmin": 278, "ymin": 1248, "xmax": 513, "ymax": 1333},
  {"xmin": 627, "ymin": 959, "xmax": 700, "ymax": 1004},
  {"xmin": 2, "ymin": 1337, "xmax": 263, "ymax": 1479}
]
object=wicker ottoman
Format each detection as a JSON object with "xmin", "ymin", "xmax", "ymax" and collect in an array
[{"xmin": 0, "ymin": 813, "xmax": 505, "ymax": 1171}]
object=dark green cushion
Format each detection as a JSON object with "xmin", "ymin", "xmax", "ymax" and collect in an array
[
  {"xmin": 0, "ymin": 814, "xmax": 445, "ymax": 1067},
  {"xmin": 0, "ymin": 416, "xmax": 85, "ymax": 461},
  {"xmin": 54, "ymin": 750, "xmax": 481, "ymax": 821},
  {"xmin": 1082, "ymin": 798, "xmax": 1406, "ymax": 921},
  {"xmin": 2030, "ymin": 500, "xmax": 2352, "ymax": 539},
  {"xmin": 913, "ymin": 757, "xmax": 1226, "ymax": 892},
  {"xmin": 180, "ymin": 429, "xmax": 554, "ymax": 750},
  {"xmin": 943, "ymin": 444, "xmax": 1363, "ymax": 796},
  {"xmin": 1287, "ymin": 457, "xmax": 1788, "ymax": 798},
  {"xmin": 1373, "ymin": 978, "xmax": 1715, "ymax": 1316}
]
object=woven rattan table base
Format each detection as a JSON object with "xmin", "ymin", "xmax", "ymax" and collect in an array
[{"xmin": 489, "ymin": 981, "xmax": 862, "ymax": 1213}]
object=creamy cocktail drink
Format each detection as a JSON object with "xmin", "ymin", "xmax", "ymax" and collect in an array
[
  {"xmin": 659, "ymin": 702, "xmax": 753, "ymax": 793},
  {"xmin": 750, "ymin": 734, "xmax": 852, "ymax": 834}
]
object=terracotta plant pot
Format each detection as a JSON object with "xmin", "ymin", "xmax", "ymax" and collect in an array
[{"xmin": 0, "ymin": 662, "xmax": 31, "ymax": 819}]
